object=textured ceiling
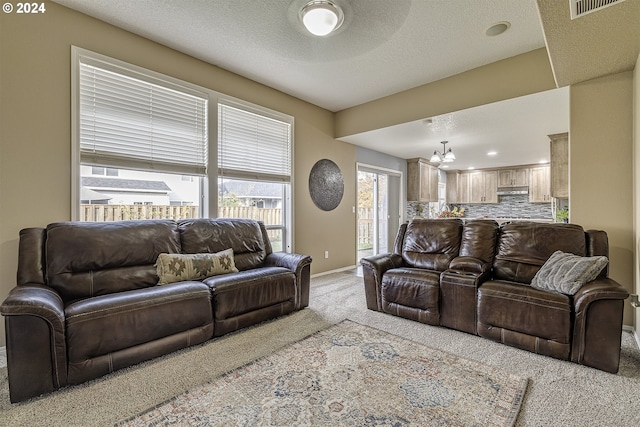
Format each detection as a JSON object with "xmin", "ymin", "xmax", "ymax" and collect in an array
[
  {"xmin": 52, "ymin": 0, "xmax": 546, "ymax": 112},
  {"xmin": 341, "ymin": 87, "xmax": 569, "ymax": 171},
  {"xmin": 537, "ymin": 0, "xmax": 640, "ymax": 87},
  {"xmin": 50, "ymin": 0, "xmax": 636, "ymax": 169}
]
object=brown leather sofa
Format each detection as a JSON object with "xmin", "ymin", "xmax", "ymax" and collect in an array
[
  {"xmin": 1, "ymin": 218, "xmax": 311, "ymax": 403},
  {"xmin": 361, "ymin": 218, "xmax": 629, "ymax": 374}
]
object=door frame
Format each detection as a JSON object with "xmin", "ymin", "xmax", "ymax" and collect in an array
[{"xmin": 356, "ymin": 162, "xmax": 404, "ymax": 262}]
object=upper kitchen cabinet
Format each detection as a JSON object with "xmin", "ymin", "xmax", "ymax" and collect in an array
[
  {"xmin": 497, "ymin": 168, "xmax": 529, "ymax": 187},
  {"xmin": 468, "ymin": 170, "xmax": 498, "ymax": 204},
  {"xmin": 549, "ymin": 133, "xmax": 569, "ymax": 199},
  {"xmin": 456, "ymin": 172, "xmax": 471, "ymax": 204},
  {"xmin": 407, "ymin": 158, "xmax": 438, "ymax": 202},
  {"xmin": 446, "ymin": 172, "xmax": 458, "ymax": 203},
  {"xmin": 529, "ymin": 166, "xmax": 551, "ymax": 202}
]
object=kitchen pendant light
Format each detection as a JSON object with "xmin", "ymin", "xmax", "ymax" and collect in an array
[
  {"xmin": 301, "ymin": 0, "xmax": 344, "ymax": 36},
  {"xmin": 429, "ymin": 141, "xmax": 456, "ymax": 163}
]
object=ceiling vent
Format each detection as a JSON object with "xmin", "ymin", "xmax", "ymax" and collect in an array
[{"xmin": 570, "ymin": 0, "xmax": 625, "ymax": 19}]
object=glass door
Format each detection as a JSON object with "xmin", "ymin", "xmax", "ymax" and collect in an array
[{"xmin": 357, "ymin": 166, "xmax": 402, "ymax": 261}]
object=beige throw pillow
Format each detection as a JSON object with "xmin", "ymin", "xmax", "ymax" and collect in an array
[
  {"xmin": 531, "ymin": 250, "xmax": 608, "ymax": 295},
  {"xmin": 156, "ymin": 249, "xmax": 238, "ymax": 285}
]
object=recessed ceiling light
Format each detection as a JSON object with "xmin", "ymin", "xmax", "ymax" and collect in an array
[
  {"xmin": 539, "ymin": 159, "xmax": 549, "ymax": 164},
  {"xmin": 485, "ymin": 21, "xmax": 511, "ymax": 37},
  {"xmin": 467, "ymin": 166, "xmax": 475, "ymax": 170},
  {"xmin": 487, "ymin": 151, "xmax": 497, "ymax": 156},
  {"xmin": 440, "ymin": 165, "xmax": 449, "ymax": 169}
]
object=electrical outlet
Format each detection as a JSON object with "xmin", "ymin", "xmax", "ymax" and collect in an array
[{"xmin": 324, "ymin": 251, "xmax": 329, "ymax": 259}]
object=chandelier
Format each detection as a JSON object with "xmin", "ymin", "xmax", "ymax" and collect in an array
[{"xmin": 429, "ymin": 141, "xmax": 456, "ymax": 163}]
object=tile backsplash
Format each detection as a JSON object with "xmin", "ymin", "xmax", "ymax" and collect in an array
[{"xmin": 408, "ymin": 194, "xmax": 552, "ymax": 220}]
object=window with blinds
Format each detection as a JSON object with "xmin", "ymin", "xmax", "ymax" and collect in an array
[
  {"xmin": 72, "ymin": 48, "xmax": 293, "ymax": 251},
  {"xmin": 218, "ymin": 103, "xmax": 292, "ymax": 182},
  {"xmin": 78, "ymin": 56, "xmax": 208, "ymax": 176}
]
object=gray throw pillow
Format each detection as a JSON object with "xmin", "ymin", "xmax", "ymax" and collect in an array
[{"xmin": 531, "ymin": 250, "xmax": 608, "ymax": 295}]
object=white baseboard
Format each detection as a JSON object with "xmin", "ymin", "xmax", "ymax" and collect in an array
[
  {"xmin": 311, "ymin": 265, "xmax": 358, "ymax": 278},
  {"xmin": 622, "ymin": 325, "xmax": 640, "ymax": 349}
]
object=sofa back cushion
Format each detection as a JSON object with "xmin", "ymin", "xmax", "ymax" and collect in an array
[
  {"xmin": 178, "ymin": 218, "xmax": 268, "ymax": 271},
  {"xmin": 459, "ymin": 220, "xmax": 499, "ymax": 262},
  {"xmin": 586, "ymin": 229, "xmax": 610, "ymax": 278},
  {"xmin": 46, "ymin": 220, "xmax": 180, "ymax": 302},
  {"xmin": 493, "ymin": 222, "xmax": 587, "ymax": 284},
  {"xmin": 401, "ymin": 219, "xmax": 463, "ymax": 271}
]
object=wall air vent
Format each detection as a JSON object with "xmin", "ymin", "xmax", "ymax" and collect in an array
[{"xmin": 570, "ymin": 0, "xmax": 625, "ymax": 19}]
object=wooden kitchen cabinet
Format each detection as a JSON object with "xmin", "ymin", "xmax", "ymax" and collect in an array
[
  {"xmin": 468, "ymin": 170, "xmax": 497, "ymax": 203},
  {"xmin": 550, "ymin": 133, "xmax": 568, "ymax": 199},
  {"xmin": 497, "ymin": 168, "xmax": 529, "ymax": 187},
  {"xmin": 446, "ymin": 172, "xmax": 458, "ymax": 203},
  {"xmin": 529, "ymin": 166, "xmax": 551, "ymax": 203},
  {"xmin": 407, "ymin": 158, "xmax": 438, "ymax": 202},
  {"xmin": 457, "ymin": 172, "xmax": 471, "ymax": 203}
]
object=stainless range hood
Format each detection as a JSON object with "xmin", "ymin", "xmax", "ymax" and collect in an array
[{"xmin": 496, "ymin": 186, "xmax": 529, "ymax": 196}]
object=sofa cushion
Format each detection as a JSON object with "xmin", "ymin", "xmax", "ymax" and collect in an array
[
  {"xmin": 156, "ymin": 249, "xmax": 238, "ymax": 285},
  {"xmin": 204, "ymin": 267, "xmax": 295, "ymax": 320},
  {"xmin": 46, "ymin": 220, "xmax": 181, "ymax": 302},
  {"xmin": 400, "ymin": 219, "xmax": 462, "ymax": 271},
  {"xmin": 477, "ymin": 280, "xmax": 572, "ymax": 344},
  {"xmin": 493, "ymin": 222, "xmax": 587, "ymax": 284},
  {"xmin": 65, "ymin": 281, "xmax": 212, "ymax": 380},
  {"xmin": 531, "ymin": 251, "xmax": 608, "ymax": 295},
  {"xmin": 178, "ymin": 218, "xmax": 267, "ymax": 271},
  {"xmin": 381, "ymin": 267, "xmax": 440, "ymax": 325}
]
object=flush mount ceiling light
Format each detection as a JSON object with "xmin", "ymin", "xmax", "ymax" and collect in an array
[
  {"xmin": 429, "ymin": 141, "xmax": 456, "ymax": 163},
  {"xmin": 300, "ymin": 0, "xmax": 344, "ymax": 36}
]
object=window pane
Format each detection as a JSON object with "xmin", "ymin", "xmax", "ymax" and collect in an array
[
  {"xmin": 79, "ymin": 59, "xmax": 208, "ymax": 175},
  {"xmin": 218, "ymin": 177, "xmax": 286, "ymax": 250},
  {"xmin": 80, "ymin": 165, "xmax": 201, "ymax": 221}
]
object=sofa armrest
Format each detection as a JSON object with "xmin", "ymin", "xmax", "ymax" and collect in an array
[
  {"xmin": 573, "ymin": 278, "xmax": 629, "ymax": 311},
  {"xmin": 571, "ymin": 278, "xmax": 629, "ymax": 373},
  {"xmin": 264, "ymin": 252, "xmax": 312, "ymax": 309},
  {"xmin": 360, "ymin": 253, "xmax": 404, "ymax": 311},
  {"xmin": 1, "ymin": 284, "xmax": 68, "ymax": 402},
  {"xmin": 440, "ymin": 269, "xmax": 492, "ymax": 334},
  {"xmin": 449, "ymin": 256, "xmax": 492, "ymax": 275}
]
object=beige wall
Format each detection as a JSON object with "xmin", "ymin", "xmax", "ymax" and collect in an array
[
  {"xmin": 570, "ymin": 71, "xmax": 635, "ymax": 326},
  {"xmin": 0, "ymin": 2, "xmax": 356, "ymax": 345}
]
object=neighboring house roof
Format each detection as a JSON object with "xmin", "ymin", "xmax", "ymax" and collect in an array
[
  {"xmin": 220, "ymin": 181, "xmax": 281, "ymax": 199},
  {"xmin": 82, "ymin": 177, "xmax": 172, "ymax": 192}
]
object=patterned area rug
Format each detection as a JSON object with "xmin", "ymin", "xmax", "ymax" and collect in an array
[{"xmin": 119, "ymin": 320, "xmax": 528, "ymax": 426}]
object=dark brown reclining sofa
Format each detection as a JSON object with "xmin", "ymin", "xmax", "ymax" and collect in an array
[
  {"xmin": 361, "ymin": 218, "xmax": 629, "ymax": 373},
  {"xmin": 1, "ymin": 218, "xmax": 311, "ymax": 403}
]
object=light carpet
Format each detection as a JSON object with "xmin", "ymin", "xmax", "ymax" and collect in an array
[
  {"xmin": 0, "ymin": 271, "xmax": 639, "ymax": 426},
  {"xmin": 118, "ymin": 320, "xmax": 527, "ymax": 426}
]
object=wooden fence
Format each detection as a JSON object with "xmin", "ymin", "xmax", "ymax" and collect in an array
[
  {"xmin": 80, "ymin": 204, "xmax": 282, "ymax": 225},
  {"xmin": 357, "ymin": 207, "xmax": 374, "ymax": 248}
]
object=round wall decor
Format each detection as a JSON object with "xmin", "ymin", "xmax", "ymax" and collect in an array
[{"xmin": 309, "ymin": 159, "xmax": 344, "ymax": 211}]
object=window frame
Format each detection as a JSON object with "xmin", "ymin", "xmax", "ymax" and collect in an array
[{"xmin": 71, "ymin": 47, "xmax": 294, "ymax": 252}]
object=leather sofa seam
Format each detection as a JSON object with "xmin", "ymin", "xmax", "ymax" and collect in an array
[{"xmin": 66, "ymin": 292, "xmax": 209, "ymax": 322}]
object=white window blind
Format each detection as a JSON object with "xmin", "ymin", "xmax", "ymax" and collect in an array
[
  {"xmin": 218, "ymin": 103, "xmax": 292, "ymax": 182},
  {"xmin": 79, "ymin": 57, "xmax": 208, "ymax": 175}
]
